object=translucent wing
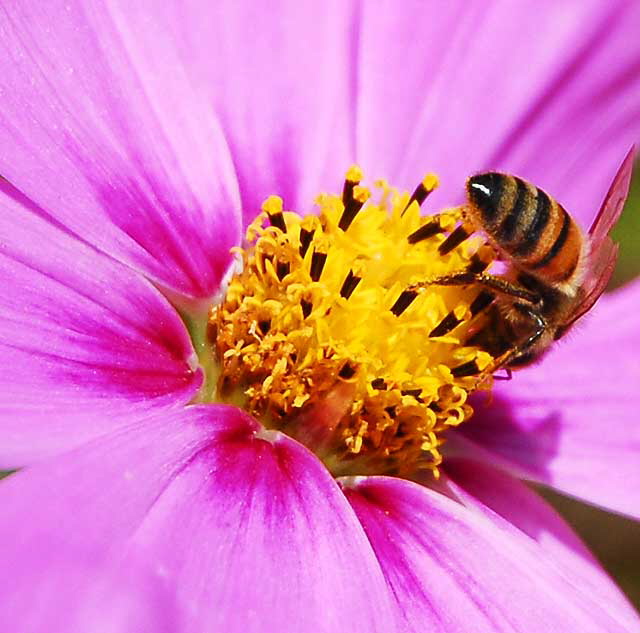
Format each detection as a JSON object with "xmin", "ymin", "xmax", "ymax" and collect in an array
[
  {"xmin": 564, "ymin": 147, "xmax": 635, "ymax": 328},
  {"xmin": 588, "ymin": 146, "xmax": 635, "ymax": 248}
]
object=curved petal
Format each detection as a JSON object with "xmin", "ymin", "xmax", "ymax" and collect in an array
[
  {"xmin": 457, "ymin": 279, "xmax": 640, "ymax": 519},
  {"xmin": 0, "ymin": 186, "xmax": 201, "ymax": 467},
  {"xmin": 443, "ymin": 459, "xmax": 640, "ymax": 631},
  {"xmin": 7, "ymin": 557, "xmax": 179, "ymax": 633},
  {"xmin": 0, "ymin": 1, "xmax": 241, "ymax": 300},
  {"xmin": 123, "ymin": 0, "xmax": 357, "ymax": 225},
  {"xmin": 0, "ymin": 405, "xmax": 398, "ymax": 633},
  {"xmin": 343, "ymin": 475, "xmax": 636, "ymax": 633},
  {"xmin": 357, "ymin": 0, "xmax": 640, "ymax": 225},
  {"xmin": 0, "ymin": 0, "xmax": 357, "ymax": 240}
]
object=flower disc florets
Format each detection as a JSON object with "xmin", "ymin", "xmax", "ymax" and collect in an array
[{"xmin": 211, "ymin": 167, "xmax": 498, "ymax": 477}]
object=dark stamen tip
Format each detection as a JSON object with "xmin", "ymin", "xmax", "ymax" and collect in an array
[
  {"xmin": 340, "ymin": 270, "xmax": 362, "ymax": 299},
  {"xmin": 339, "ymin": 362, "xmax": 357, "ymax": 380},
  {"xmin": 429, "ymin": 311, "xmax": 462, "ymax": 337},
  {"xmin": 466, "ymin": 252, "xmax": 490, "ymax": 274},
  {"xmin": 390, "ymin": 290, "xmax": 418, "ymax": 316},
  {"xmin": 300, "ymin": 299, "xmax": 312, "ymax": 318},
  {"xmin": 339, "ymin": 199, "xmax": 366, "ymax": 231},
  {"xmin": 407, "ymin": 220, "xmax": 442, "ymax": 244},
  {"xmin": 385, "ymin": 406, "xmax": 397, "ymax": 419},
  {"xmin": 299, "ymin": 228, "xmax": 315, "ymax": 258},
  {"xmin": 439, "ymin": 225, "xmax": 470, "ymax": 255},
  {"xmin": 310, "ymin": 251, "xmax": 328, "ymax": 282},
  {"xmin": 267, "ymin": 212, "xmax": 287, "ymax": 233},
  {"xmin": 401, "ymin": 388, "xmax": 423, "ymax": 402},
  {"xmin": 451, "ymin": 360, "xmax": 481, "ymax": 378},
  {"xmin": 276, "ymin": 260, "xmax": 290, "ymax": 281},
  {"xmin": 469, "ymin": 290, "xmax": 495, "ymax": 316}
]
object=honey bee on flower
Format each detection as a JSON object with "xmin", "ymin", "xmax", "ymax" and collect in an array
[{"xmin": 406, "ymin": 149, "xmax": 635, "ymax": 374}]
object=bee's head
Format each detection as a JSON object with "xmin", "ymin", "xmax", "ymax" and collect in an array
[{"xmin": 466, "ymin": 172, "xmax": 505, "ymax": 223}]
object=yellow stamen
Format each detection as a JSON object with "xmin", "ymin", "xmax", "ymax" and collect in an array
[
  {"xmin": 210, "ymin": 167, "xmax": 497, "ymax": 478},
  {"xmin": 422, "ymin": 172, "xmax": 440, "ymax": 192}
]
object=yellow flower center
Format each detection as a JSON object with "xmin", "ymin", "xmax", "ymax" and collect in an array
[{"xmin": 209, "ymin": 167, "xmax": 498, "ymax": 478}]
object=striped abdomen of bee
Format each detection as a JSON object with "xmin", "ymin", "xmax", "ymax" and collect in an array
[{"xmin": 465, "ymin": 172, "xmax": 587, "ymax": 290}]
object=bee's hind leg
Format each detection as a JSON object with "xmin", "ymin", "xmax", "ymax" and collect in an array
[{"xmin": 485, "ymin": 303, "xmax": 548, "ymax": 372}]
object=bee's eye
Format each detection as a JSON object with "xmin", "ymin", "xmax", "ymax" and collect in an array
[{"xmin": 467, "ymin": 173, "xmax": 504, "ymax": 222}]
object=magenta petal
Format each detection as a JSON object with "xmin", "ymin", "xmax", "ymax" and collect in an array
[
  {"xmin": 0, "ymin": 190, "xmax": 201, "ymax": 466},
  {"xmin": 0, "ymin": 2, "xmax": 241, "ymax": 299},
  {"xmin": 0, "ymin": 405, "xmax": 397, "ymax": 633},
  {"xmin": 457, "ymin": 280, "xmax": 640, "ymax": 519},
  {"xmin": 344, "ymin": 476, "xmax": 634, "ymax": 632},
  {"xmin": 145, "ymin": 1, "xmax": 356, "ymax": 224},
  {"xmin": 7, "ymin": 557, "xmax": 179, "ymax": 633},
  {"xmin": 358, "ymin": 1, "xmax": 640, "ymax": 225},
  {"xmin": 444, "ymin": 459, "xmax": 640, "ymax": 631}
]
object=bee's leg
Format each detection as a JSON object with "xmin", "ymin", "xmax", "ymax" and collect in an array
[
  {"xmin": 449, "ymin": 303, "xmax": 546, "ymax": 379},
  {"xmin": 486, "ymin": 303, "xmax": 547, "ymax": 371},
  {"xmin": 399, "ymin": 271, "xmax": 529, "ymax": 340},
  {"xmin": 493, "ymin": 368, "xmax": 513, "ymax": 381},
  {"xmin": 409, "ymin": 272, "xmax": 539, "ymax": 305}
]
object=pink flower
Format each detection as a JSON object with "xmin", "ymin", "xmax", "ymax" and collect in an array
[{"xmin": 1, "ymin": 2, "xmax": 639, "ymax": 632}]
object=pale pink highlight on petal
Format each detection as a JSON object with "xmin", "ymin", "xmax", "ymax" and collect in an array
[
  {"xmin": 344, "ymin": 476, "xmax": 634, "ymax": 632},
  {"xmin": 7, "ymin": 557, "xmax": 179, "ymax": 633}
]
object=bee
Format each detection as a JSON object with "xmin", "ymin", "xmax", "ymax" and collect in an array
[{"xmin": 407, "ymin": 148, "xmax": 635, "ymax": 376}]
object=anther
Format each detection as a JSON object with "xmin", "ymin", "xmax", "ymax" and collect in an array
[
  {"xmin": 340, "ymin": 270, "xmax": 362, "ymax": 299},
  {"xmin": 299, "ymin": 227, "xmax": 315, "ymax": 258},
  {"xmin": 258, "ymin": 320, "xmax": 271, "ymax": 335},
  {"xmin": 310, "ymin": 250, "xmax": 328, "ymax": 282},
  {"xmin": 262, "ymin": 195, "xmax": 287, "ymax": 233},
  {"xmin": 276, "ymin": 260, "xmax": 290, "ymax": 281},
  {"xmin": 439, "ymin": 224, "xmax": 471, "ymax": 255},
  {"xmin": 401, "ymin": 388, "xmax": 423, "ymax": 402},
  {"xmin": 465, "ymin": 244, "xmax": 494, "ymax": 274},
  {"xmin": 339, "ymin": 185, "xmax": 370, "ymax": 231},
  {"xmin": 391, "ymin": 289, "xmax": 418, "ymax": 316},
  {"xmin": 371, "ymin": 378, "xmax": 387, "ymax": 389},
  {"xmin": 402, "ymin": 173, "xmax": 439, "ymax": 216},
  {"xmin": 261, "ymin": 253, "xmax": 274, "ymax": 272},
  {"xmin": 342, "ymin": 165, "xmax": 364, "ymax": 206},
  {"xmin": 339, "ymin": 362, "xmax": 357, "ymax": 379},
  {"xmin": 466, "ymin": 253, "xmax": 489, "ymax": 274},
  {"xmin": 451, "ymin": 359, "xmax": 481, "ymax": 377},
  {"xmin": 385, "ymin": 406, "xmax": 397, "ymax": 419},
  {"xmin": 429, "ymin": 310, "xmax": 463, "ymax": 337},
  {"xmin": 408, "ymin": 220, "xmax": 443, "ymax": 244},
  {"xmin": 300, "ymin": 299, "xmax": 312, "ymax": 318},
  {"xmin": 469, "ymin": 290, "xmax": 495, "ymax": 316}
]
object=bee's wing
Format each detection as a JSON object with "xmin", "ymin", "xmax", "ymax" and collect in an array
[
  {"xmin": 588, "ymin": 146, "xmax": 635, "ymax": 248},
  {"xmin": 565, "ymin": 238, "xmax": 619, "ymax": 328},
  {"xmin": 565, "ymin": 147, "xmax": 635, "ymax": 328}
]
